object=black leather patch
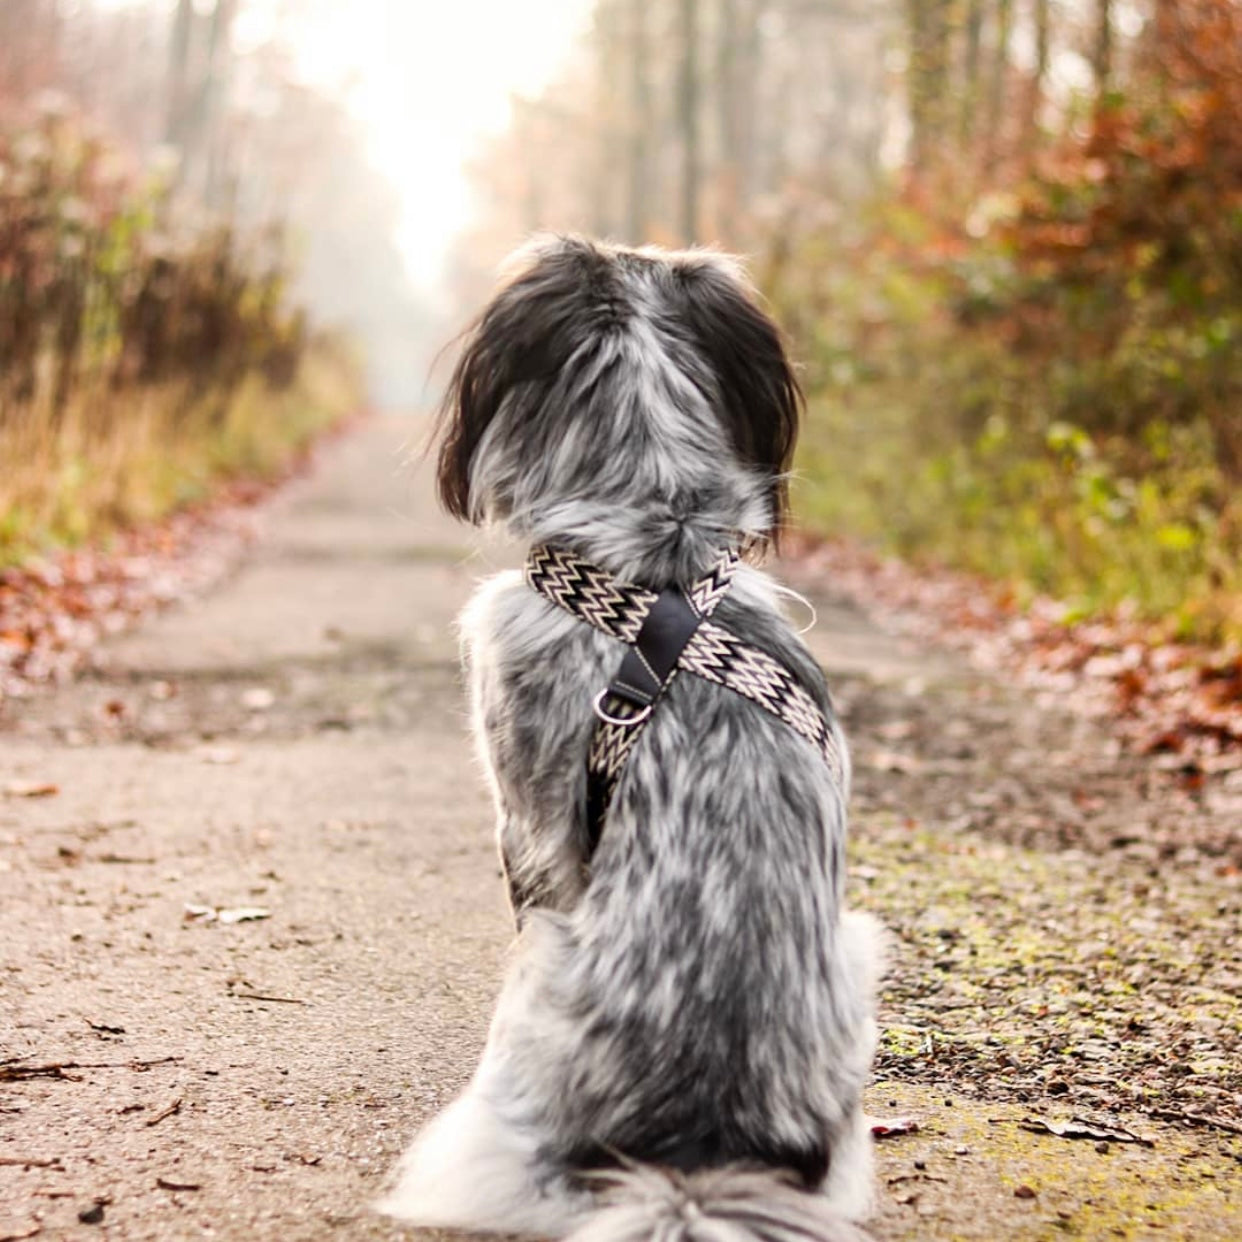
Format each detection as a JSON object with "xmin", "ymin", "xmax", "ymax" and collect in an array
[{"xmin": 605, "ymin": 588, "xmax": 703, "ymax": 708}]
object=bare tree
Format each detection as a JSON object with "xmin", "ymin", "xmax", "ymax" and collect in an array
[
  {"xmin": 0, "ymin": 0, "xmax": 61, "ymax": 103},
  {"xmin": 905, "ymin": 0, "xmax": 953, "ymax": 171},
  {"xmin": 165, "ymin": 0, "xmax": 194, "ymax": 147},
  {"xmin": 715, "ymin": 0, "xmax": 740, "ymax": 239},
  {"xmin": 679, "ymin": 0, "xmax": 701, "ymax": 242},
  {"xmin": 625, "ymin": 0, "xmax": 651, "ymax": 242},
  {"xmin": 985, "ymin": 0, "xmax": 1014, "ymax": 167},
  {"xmin": 735, "ymin": 1, "xmax": 763, "ymax": 218},
  {"xmin": 1026, "ymin": 0, "xmax": 1052, "ymax": 141},
  {"xmin": 200, "ymin": 0, "xmax": 239, "ymax": 207},
  {"xmin": 1093, "ymin": 0, "xmax": 1114, "ymax": 95},
  {"xmin": 960, "ymin": 0, "xmax": 985, "ymax": 144}
]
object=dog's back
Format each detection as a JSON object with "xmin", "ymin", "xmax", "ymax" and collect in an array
[
  {"xmin": 379, "ymin": 570, "xmax": 881, "ymax": 1238},
  {"xmin": 378, "ymin": 237, "xmax": 882, "ymax": 1239}
]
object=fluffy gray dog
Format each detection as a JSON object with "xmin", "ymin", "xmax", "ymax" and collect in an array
[{"xmin": 378, "ymin": 236, "xmax": 882, "ymax": 1240}]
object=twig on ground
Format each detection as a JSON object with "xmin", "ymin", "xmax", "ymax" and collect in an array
[
  {"xmin": 231, "ymin": 992, "xmax": 307, "ymax": 1005},
  {"xmin": 0, "ymin": 1056, "xmax": 181, "ymax": 1082},
  {"xmin": 0, "ymin": 1156, "xmax": 62, "ymax": 1168},
  {"xmin": 1149, "ymin": 1108, "xmax": 1242, "ymax": 1137},
  {"xmin": 145, "ymin": 1098, "xmax": 183, "ymax": 1128},
  {"xmin": 0, "ymin": 1224, "xmax": 43, "ymax": 1241},
  {"xmin": 156, "ymin": 1177, "xmax": 201, "ymax": 1192},
  {"xmin": 85, "ymin": 1020, "xmax": 126, "ymax": 1035}
]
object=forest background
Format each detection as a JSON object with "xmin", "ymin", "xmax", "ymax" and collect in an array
[
  {"xmin": 453, "ymin": 0, "xmax": 1241, "ymax": 646},
  {"xmin": 1, "ymin": 0, "xmax": 1239, "ymax": 651},
  {"xmin": 0, "ymin": 0, "xmax": 426, "ymax": 566}
]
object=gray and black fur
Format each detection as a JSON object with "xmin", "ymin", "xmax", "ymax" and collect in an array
[{"xmin": 378, "ymin": 237, "xmax": 883, "ymax": 1240}]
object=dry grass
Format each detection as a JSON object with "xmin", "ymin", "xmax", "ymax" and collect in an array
[{"xmin": 0, "ymin": 342, "xmax": 359, "ymax": 564}]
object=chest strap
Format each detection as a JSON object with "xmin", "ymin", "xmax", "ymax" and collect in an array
[{"xmin": 525, "ymin": 546, "xmax": 845, "ymax": 856}]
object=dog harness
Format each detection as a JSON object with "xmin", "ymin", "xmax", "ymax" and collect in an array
[{"xmin": 524, "ymin": 545, "xmax": 845, "ymax": 854}]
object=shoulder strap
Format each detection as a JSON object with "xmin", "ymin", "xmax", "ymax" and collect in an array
[
  {"xmin": 585, "ymin": 552, "xmax": 737, "ymax": 851},
  {"xmin": 524, "ymin": 547, "xmax": 844, "ymax": 858}
]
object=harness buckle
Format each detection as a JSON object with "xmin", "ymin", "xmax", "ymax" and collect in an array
[{"xmin": 592, "ymin": 690, "xmax": 653, "ymax": 727}]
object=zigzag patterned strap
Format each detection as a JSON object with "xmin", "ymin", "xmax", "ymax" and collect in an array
[
  {"xmin": 527, "ymin": 546, "xmax": 737, "ymax": 850},
  {"xmin": 525, "ymin": 545, "xmax": 659, "ymax": 644},
  {"xmin": 683, "ymin": 622, "xmax": 845, "ymax": 784},
  {"xmin": 525, "ymin": 546, "xmax": 845, "ymax": 855}
]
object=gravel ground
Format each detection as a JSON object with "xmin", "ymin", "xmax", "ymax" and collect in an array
[{"xmin": 1, "ymin": 415, "xmax": 1238, "ymax": 1241}]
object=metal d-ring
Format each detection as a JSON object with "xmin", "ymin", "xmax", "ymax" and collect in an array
[{"xmin": 592, "ymin": 690, "xmax": 653, "ymax": 727}]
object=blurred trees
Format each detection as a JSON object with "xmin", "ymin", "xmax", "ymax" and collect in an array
[
  {"xmin": 457, "ymin": 0, "xmax": 1240, "ymax": 253},
  {"xmin": 454, "ymin": 0, "xmax": 1242, "ymax": 639},
  {"xmin": 0, "ymin": 2, "xmax": 397, "ymax": 558},
  {"xmin": 451, "ymin": 0, "xmax": 895, "ymax": 300},
  {"xmin": 0, "ymin": 0, "xmax": 430, "ymax": 405}
]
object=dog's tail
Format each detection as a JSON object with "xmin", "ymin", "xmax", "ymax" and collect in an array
[{"xmin": 563, "ymin": 1165, "xmax": 872, "ymax": 1242}]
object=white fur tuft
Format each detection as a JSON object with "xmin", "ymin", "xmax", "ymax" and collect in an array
[
  {"xmin": 563, "ymin": 1165, "xmax": 872, "ymax": 1242},
  {"xmin": 374, "ymin": 1087, "xmax": 585, "ymax": 1235}
]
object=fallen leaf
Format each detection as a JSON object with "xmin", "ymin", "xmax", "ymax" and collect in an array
[
  {"xmin": 871, "ymin": 1116, "xmax": 920, "ymax": 1138},
  {"xmin": 217, "ymin": 906, "xmax": 271, "ymax": 925},
  {"xmin": 3, "ymin": 780, "xmax": 59, "ymax": 799},
  {"xmin": 182, "ymin": 904, "xmax": 271, "ymax": 924},
  {"xmin": 1013, "ymin": 1184, "xmax": 1037, "ymax": 1200},
  {"xmin": 1021, "ymin": 1116, "xmax": 1153, "ymax": 1147},
  {"xmin": 197, "ymin": 745, "xmax": 239, "ymax": 765}
]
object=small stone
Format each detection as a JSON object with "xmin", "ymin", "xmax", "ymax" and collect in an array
[
  {"xmin": 954, "ymin": 1145, "xmax": 969, "ymax": 1156},
  {"xmin": 79, "ymin": 1202, "xmax": 106, "ymax": 1225},
  {"xmin": 1014, "ymin": 1184, "xmax": 1037, "ymax": 1200},
  {"xmin": 1096, "ymin": 1141, "xmax": 1111, "ymax": 1154},
  {"xmin": 914, "ymin": 1160, "xmax": 927, "ymax": 1171}
]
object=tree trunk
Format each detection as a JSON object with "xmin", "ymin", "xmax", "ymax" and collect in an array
[
  {"xmin": 1092, "ymin": 0, "xmax": 1114, "ymax": 96},
  {"xmin": 624, "ymin": 0, "xmax": 650, "ymax": 243},
  {"xmin": 735, "ymin": 0, "xmax": 763, "ymax": 220},
  {"xmin": 200, "ymin": 0, "xmax": 238, "ymax": 208},
  {"xmin": 165, "ymin": 0, "xmax": 194, "ymax": 149},
  {"xmin": 1026, "ymin": 0, "xmax": 1051, "ymax": 142},
  {"xmin": 959, "ymin": 0, "xmax": 985, "ymax": 146},
  {"xmin": 905, "ymin": 0, "xmax": 952, "ymax": 173},
  {"xmin": 985, "ymin": 0, "xmax": 1014, "ymax": 169},
  {"xmin": 679, "ymin": 0, "xmax": 700, "ymax": 244},
  {"xmin": 716, "ymin": 0, "xmax": 739, "ymax": 240}
]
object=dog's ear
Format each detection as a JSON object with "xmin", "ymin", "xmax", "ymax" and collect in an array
[
  {"xmin": 436, "ymin": 236, "xmax": 615, "ymax": 522},
  {"xmin": 674, "ymin": 257, "xmax": 802, "ymax": 548}
]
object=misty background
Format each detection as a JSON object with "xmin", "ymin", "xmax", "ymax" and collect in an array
[{"xmin": 2, "ymin": 0, "xmax": 1238, "ymax": 640}]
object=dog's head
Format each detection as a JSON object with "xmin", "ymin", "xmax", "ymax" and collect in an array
[{"xmin": 436, "ymin": 236, "xmax": 801, "ymax": 572}]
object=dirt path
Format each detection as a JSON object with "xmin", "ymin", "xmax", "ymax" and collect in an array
[{"xmin": 2, "ymin": 416, "xmax": 1239, "ymax": 1241}]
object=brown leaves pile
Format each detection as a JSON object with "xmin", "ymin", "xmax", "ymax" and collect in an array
[
  {"xmin": 0, "ymin": 487, "xmax": 265, "ymax": 705},
  {"xmin": 784, "ymin": 535, "xmax": 1242, "ymax": 780}
]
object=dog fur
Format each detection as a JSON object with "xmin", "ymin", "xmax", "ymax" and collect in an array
[{"xmin": 377, "ymin": 237, "xmax": 882, "ymax": 1240}]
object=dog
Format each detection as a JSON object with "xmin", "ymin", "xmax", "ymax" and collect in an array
[{"xmin": 378, "ymin": 236, "xmax": 882, "ymax": 1240}]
